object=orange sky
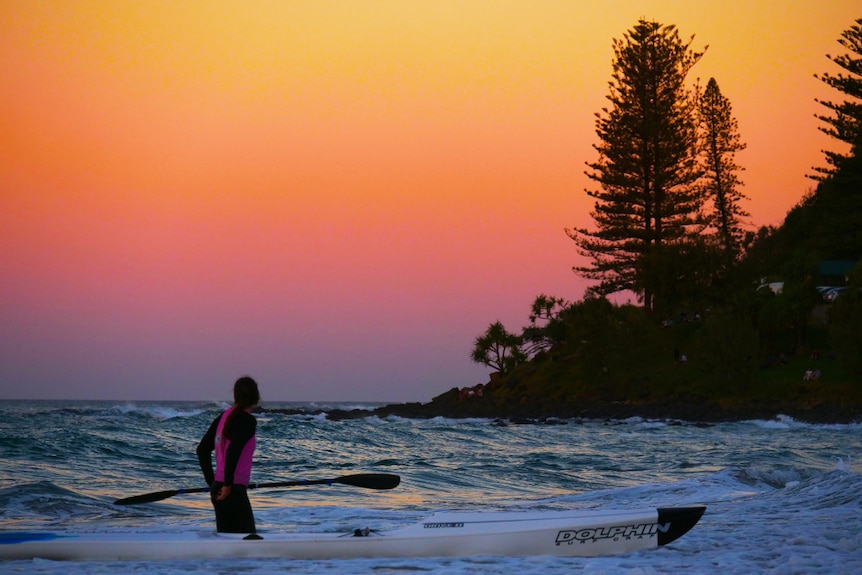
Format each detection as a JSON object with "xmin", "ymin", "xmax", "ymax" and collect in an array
[{"xmin": 1, "ymin": 1, "xmax": 858, "ymax": 401}]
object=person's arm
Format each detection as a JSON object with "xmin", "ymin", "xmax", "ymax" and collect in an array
[
  {"xmin": 221, "ymin": 411, "xmax": 256, "ymax": 486},
  {"xmin": 196, "ymin": 415, "xmax": 220, "ymax": 487}
]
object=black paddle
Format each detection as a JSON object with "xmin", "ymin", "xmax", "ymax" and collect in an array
[{"xmin": 113, "ymin": 473, "xmax": 401, "ymax": 505}]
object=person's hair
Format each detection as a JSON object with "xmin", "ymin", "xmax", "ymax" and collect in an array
[
  {"xmin": 233, "ymin": 376, "xmax": 260, "ymax": 409},
  {"xmin": 223, "ymin": 376, "xmax": 260, "ymax": 437}
]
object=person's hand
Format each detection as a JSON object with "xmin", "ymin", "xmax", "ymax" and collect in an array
[{"xmin": 217, "ymin": 485, "xmax": 232, "ymax": 501}]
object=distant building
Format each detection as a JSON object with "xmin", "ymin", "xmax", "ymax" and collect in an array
[
  {"xmin": 818, "ymin": 260, "xmax": 857, "ymax": 287},
  {"xmin": 756, "ymin": 282, "xmax": 784, "ymax": 295}
]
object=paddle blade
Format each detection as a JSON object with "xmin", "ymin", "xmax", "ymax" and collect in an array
[
  {"xmin": 332, "ymin": 473, "xmax": 400, "ymax": 490},
  {"xmin": 113, "ymin": 489, "xmax": 181, "ymax": 506}
]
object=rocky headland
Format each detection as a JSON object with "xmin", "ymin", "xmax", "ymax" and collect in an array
[{"xmin": 264, "ymin": 385, "xmax": 862, "ymax": 425}]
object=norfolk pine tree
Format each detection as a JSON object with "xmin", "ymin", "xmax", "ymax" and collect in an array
[
  {"xmin": 698, "ymin": 77, "xmax": 749, "ymax": 265},
  {"xmin": 567, "ymin": 20, "xmax": 706, "ymax": 314},
  {"xmin": 809, "ymin": 17, "xmax": 862, "ymax": 262},
  {"xmin": 812, "ymin": 17, "xmax": 862, "ymax": 179}
]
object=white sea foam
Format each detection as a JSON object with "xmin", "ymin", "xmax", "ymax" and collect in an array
[{"xmin": 114, "ymin": 403, "xmax": 207, "ymax": 420}]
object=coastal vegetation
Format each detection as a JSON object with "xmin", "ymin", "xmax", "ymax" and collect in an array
[{"xmin": 464, "ymin": 17, "xmax": 862, "ymax": 422}]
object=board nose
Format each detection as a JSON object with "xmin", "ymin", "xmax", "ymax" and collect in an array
[{"xmin": 656, "ymin": 506, "xmax": 707, "ymax": 546}]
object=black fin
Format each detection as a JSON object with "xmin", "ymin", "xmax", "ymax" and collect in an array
[{"xmin": 656, "ymin": 506, "xmax": 706, "ymax": 546}]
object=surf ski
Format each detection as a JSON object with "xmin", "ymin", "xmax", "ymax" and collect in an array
[{"xmin": 0, "ymin": 506, "xmax": 705, "ymax": 561}]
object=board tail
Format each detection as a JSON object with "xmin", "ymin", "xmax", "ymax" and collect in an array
[{"xmin": 656, "ymin": 506, "xmax": 706, "ymax": 546}]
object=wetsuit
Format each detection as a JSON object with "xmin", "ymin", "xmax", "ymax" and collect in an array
[{"xmin": 196, "ymin": 407, "xmax": 257, "ymax": 533}]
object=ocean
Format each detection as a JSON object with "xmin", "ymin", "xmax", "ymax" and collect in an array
[{"xmin": 0, "ymin": 400, "xmax": 860, "ymax": 574}]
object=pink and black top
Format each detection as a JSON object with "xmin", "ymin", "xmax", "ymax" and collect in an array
[{"xmin": 197, "ymin": 407, "xmax": 257, "ymax": 487}]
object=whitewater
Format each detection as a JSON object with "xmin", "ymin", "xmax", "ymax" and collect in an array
[{"xmin": 0, "ymin": 400, "xmax": 859, "ymax": 574}]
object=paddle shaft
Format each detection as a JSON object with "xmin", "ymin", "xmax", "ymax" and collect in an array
[{"xmin": 113, "ymin": 473, "xmax": 400, "ymax": 505}]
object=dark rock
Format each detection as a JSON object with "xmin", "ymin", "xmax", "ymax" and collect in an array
[{"xmin": 264, "ymin": 395, "xmax": 862, "ymax": 425}]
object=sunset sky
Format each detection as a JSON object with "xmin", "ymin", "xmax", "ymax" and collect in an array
[{"xmin": 1, "ymin": 1, "xmax": 858, "ymax": 402}]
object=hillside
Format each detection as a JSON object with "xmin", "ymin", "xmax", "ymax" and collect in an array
[
  {"xmin": 276, "ymin": 313, "xmax": 860, "ymax": 425},
  {"xmin": 422, "ymin": 317, "xmax": 862, "ymax": 423}
]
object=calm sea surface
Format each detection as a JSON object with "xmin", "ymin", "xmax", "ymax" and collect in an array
[{"xmin": 0, "ymin": 400, "xmax": 860, "ymax": 574}]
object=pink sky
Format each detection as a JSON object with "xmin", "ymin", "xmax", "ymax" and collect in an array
[{"xmin": 1, "ymin": 1, "xmax": 858, "ymax": 401}]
